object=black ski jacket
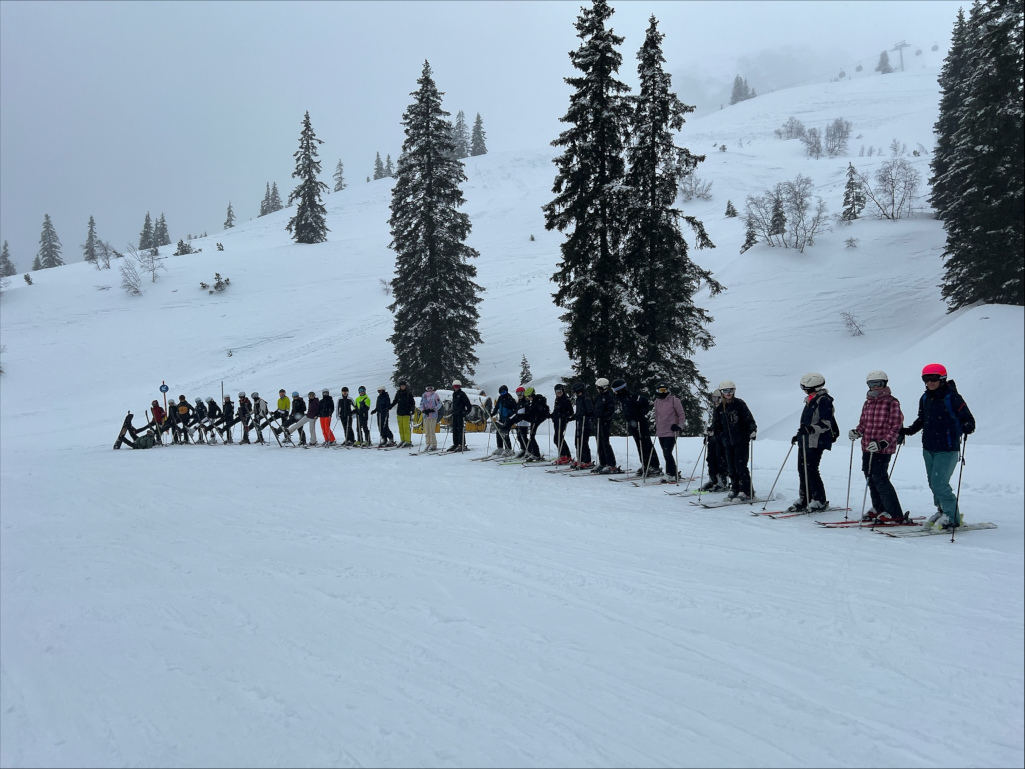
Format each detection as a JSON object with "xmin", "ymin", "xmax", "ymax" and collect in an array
[
  {"xmin": 206, "ymin": 401, "xmax": 222, "ymax": 421},
  {"xmin": 574, "ymin": 394, "xmax": 594, "ymax": 426},
  {"xmin": 372, "ymin": 391, "xmax": 392, "ymax": 415},
  {"xmin": 318, "ymin": 395, "xmax": 335, "ymax": 418},
  {"xmin": 593, "ymin": 390, "xmax": 618, "ymax": 423},
  {"xmin": 528, "ymin": 394, "xmax": 551, "ymax": 427},
  {"xmin": 552, "ymin": 393, "xmax": 574, "ymax": 422},
  {"xmin": 194, "ymin": 402, "xmax": 208, "ymax": 420},
  {"xmin": 393, "ymin": 389, "xmax": 416, "ymax": 416},
  {"xmin": 222, "ymin": 400, "xmax": 235, "ymax": 423},
  {"xmin": 492, "ymin": 392, "xmax": 517, "ymax": 420},
  {"xmin": 290, "ymin": 397, "xmax": 306, "ymax": 419},
  {"xmin": 616, "ymin": 391, "xmax": 652, "ymax": 423},
  {"xmin": 713, "ymin": 397, "xmax": 757, "ymax": 446},
  {"xmin": 451, "ymin": 389, "xmax": 472, "ymax": 418},
  {"xmin": 337, "ymin": 395, "xmax": 354, "ymax": 419}
]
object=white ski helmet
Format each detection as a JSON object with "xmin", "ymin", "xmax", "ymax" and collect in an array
[
  {"xmin": 800, "ymin": 372, "xmax": 825, "ymax": 391},
  {"xmin": 595, "ymin": 377, "xmax": 610, "ymax": 389},
  {"xmin": 866, "ymin": 370, "xmax": 888, "ymax": 386},
  {"xmin": 717, "ymin": 379, "xmax": 736, "ymax": 391},
  {"xmin": 238, "ymin": 391, "xmax": 245, "ymax": 398},
  {"xmin": 205, "ymin": 396, "xmax": 215, "ymax": 403},
  {"xmin": 451, "ymin": 379, "xmax": 462, "ymax": 387}
]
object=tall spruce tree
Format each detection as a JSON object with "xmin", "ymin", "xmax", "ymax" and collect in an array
[
  {"xmin": 224, "ymin": 202, "xmax": 236, "ymax": 229},
  {"xmin": 519, "ymin": 355, "xmax": 533, "ymax": 385},
  {"xmin": 384, "ymin": 154, "xmax": 395, "ymax": 177},
  {"xmin": 387, "ymin": 61, "xmax": 483, "ymax": 389},
  {"xmin": 938, "ymin": 0, "xmax": 1024, "ymax": 309},
  {"xmin": 452, "ymin": 110, "xmax": 471, "ymax": 159},
  {"xmin": 36, "ymin": 214, "xmax": 64, "ymax": 269},
  {"xmin": 286, "ymin": 111, "xmax": 330, "ymax": 244},
  {"xmin": 138, "ymin": 212, "xmax": 154, "ymax": 249},
  {"xmin": 930, "ymin": 8, "xmax": 970, "ymax": 223},
  {"xmin": 153, "ymin": 213, "xmax": 170, "ymax": 247},
  {"xmin": 542, "ymin": 0, "xmax": 632, "ymax": 384},
  {"xmin": 82, "ymin": 216, "xmax": 99, "ymax": 263},
  {"xmin": 876, "ymin": 50, "xmax": 894, "ymax": 74},
  {"xmin": 841, "ymin": 163, "xmax": 866, "ymax": 221},
  {"xmin": 259, "ymin": 183, "xmax": 271, "ymax": 216},
  {"xmin": 622, "ymin": 15, "xmax": 722, "ymax": 429},
  {"xmin": 470, "ymin": 113, "xmax": 487, "ymax": 156},
  {"xmin": 333, "ymin": 159, "xmax": 347, "ymax": 191},
  {"xmin": 269, "ymin": 182, "xmax": 283, "ymax": 212},
  {"xmin": 0, "ymin": 241, "xmax": 16, "ymax": 277},
  {"xmin": 373, "ymin": 152, "xmax": 385, "ymax": 180}
]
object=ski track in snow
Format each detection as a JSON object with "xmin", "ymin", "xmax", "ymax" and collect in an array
[{"xmin": 1, "ymin": 67, "xmax": 1023, "ymax": 767}]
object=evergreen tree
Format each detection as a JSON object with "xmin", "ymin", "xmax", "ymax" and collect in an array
[
  {"xmin": 138, "ymin": 212, "xmax": 154, "ymax": 250},
  {"xmin": 875, "ymin": 50, "xmax": 894, "ymax": 74},
  {"xmin": 32, "ymin": 254, "xmax": 42, "ymax": 271},
  {"xmin": 451, "ymin": 110, "xmax": 471, "ymax": 159},
  {"xmin": 333, "ymin": 159, "xmax": 347, "ymax": 192},
  {"xmin": 939, "ymin": 0, "xmax": 1024, "ymax": 309},
  {"xmin": 224, "ymin": 201, "xmax": 236, "ymax": 229},
  {"xmin": 769, "ymin": 195, "xmax": 787, "ymax": 243},
  {"xmin": 259, "ymin": 182, "xmax": 271, "ymax": 216},
  {"xmin": 153, "ymin": 213, "xmax": 170, "ymax": 247},
  {"xmin": 36, "ymin": 214, "xmax": 64, "ymax": 269},
  {"xmin": 729, "ymin": 74, "xmax": 754, "ymax": 104},
  {"xmin": 519, "ymin": 354, "xmax": 533, "ymax": 385},
  {"xmin": 373, "ymin": 151, "xmax": 385, "ymax": 180},
  {"xmin": 387, "ymin": 61, "xmax": 483, "ymax": 389},
  {"xmin": 470, "ymin": 112, "xmax": 487, "ymax": 156},
  {"xmin": 0, "ymin": 241, "xmax": 16, "ymax": 277},
  {"xmin": 622, "ymin": 15, "xmax": 722, "ymax": 427},
  {"xmin": 286, "ymin": 111, "xmax": 330, "ymax": 244},
  {"xmin": 725, "ymin": 200, "xmax": 738, "ymax": 217},
  {"xmin": 384, "ymin": 154, "xmax": 395, "ymax": 177},
  {"xmin": 930, "ymin": 8, "xmax": 969, "ymax": 222},
  {"xmin": 542, "ymin": 0, "xmax": 632, "ymax": 383},
  {"xmin": 740, "ymin": 218, "xmax": 759, "ymax": 254},
  {"xmin": 269, "ymin": 182, "xmax": 283, "ymax": 212},
  {"xmin": 82, "ymin": 215, "xmax": 99, "ymax": 263},
  {"xmin": 841, "ymin": 162, "xmax": 866, "ymax": 221}
]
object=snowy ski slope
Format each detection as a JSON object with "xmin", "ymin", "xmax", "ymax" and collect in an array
[{"xmin": 1, "ymin": 66, "xmax": 1022, "ymax": 767}]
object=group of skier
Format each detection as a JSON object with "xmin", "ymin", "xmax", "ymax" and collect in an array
[{"xmin": 126, "ymin": 362, "xmax": 974, "ymax": 532}]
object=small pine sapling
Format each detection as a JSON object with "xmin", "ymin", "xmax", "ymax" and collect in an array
[
  {"xmin": 725, "ymin": 200, "xmax": 738, "ymax": 217},
  {"xmin": 23, "ymin": 274, "xmax": 32, "ymax": 285}
]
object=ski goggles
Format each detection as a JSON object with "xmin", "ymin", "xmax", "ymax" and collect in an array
[
  {"xmin": 866, "ymin": 380, "xmax": 887, "ymax": 389},
  {"xmin": 921, "ymin": 374, "xmax": 943, "ymax": 383},
  {"xmin": 720, "ymin": 388, "xmax": 736, "ymax": 395},
  {"xmin": 656, "ymin": 386, "xmax": 669, "ymax": 394}
]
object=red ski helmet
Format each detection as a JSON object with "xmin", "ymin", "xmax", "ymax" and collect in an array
[{"xmin": 922, "ymin": 363, "xmax": 947, "ymax": 379}]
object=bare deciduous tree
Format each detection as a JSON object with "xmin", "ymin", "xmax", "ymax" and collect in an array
[
  {"xmin": 824, "ymin": 118, "xmax": 853, "ymax": 157},
  {"xmin": 858, "ymin": 159, "xmax": 920, "ymax": 220}
]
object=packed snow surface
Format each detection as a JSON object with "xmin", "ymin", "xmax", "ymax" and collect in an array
[{"xmin": 1, "ymin": 67, "xmax": 1022, "ymax": 767}]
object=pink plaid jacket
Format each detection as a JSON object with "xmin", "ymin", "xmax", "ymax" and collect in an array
[{"xmin": 856, "ymin": 387, "xmax": 903, "ymax": 454}]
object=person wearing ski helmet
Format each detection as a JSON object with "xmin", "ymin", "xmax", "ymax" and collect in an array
[
  {"xmin": 447, "ymin": 380, "xmax": 472, "ymax": 452},
  {"xmin": 204, "ymin": 396, "xmax": 223, "ymax": 443},
  {"xmin": 419, "ymin": 385, "xmax": 442, "ymax": 451},
  {"xmin": 551, "ymin": 384, "xmax": 575, "ymax": 464},
  {"xmin": 849, "ymin": 371, "xmax": 904, "ymax": 522},
  {"xmin": 392, "ymin": 381, "xmax": 416, "ymax": 448},
  {"xmin": 591, "ymin": 377, "xmax": 620, "ymax": 473},
  {"xmin": 251, "ymin": 392, "xmax": 270, "ymax": 444},
  {"xmin": 489, "ymin": 385, "xmax": 517, "ymax": 456},
  {"xmin": 318, "ymin": 388, "xmax": 337, "ymax": 445},
  {"xmin": 192, "ymin": 397, "xmax": 209, "ymax": 443},
  {"xmin": 653, "ymin": 384, "xmax": 686, "ymax": 482},
  {"xmin": 701, "ymin": 390, "xmax": 729, "ymax": 492},
  {"xmin": 220, "ymin": 394, "xmax": 235, "ymax": 443},
  {"xmin": 371, "ymin": 386, "xmax": 395, "ymax": 447},
  {"xmin": 786, "ymin": 373, "xmax": 836, "ymax": 513},
  {"xmin": 571, "ymin": 382, "xmax": 594, "ymax": 468},
  {"xmin": 236, "ymin": 392, "xmax": 253, "ymax": 444},
  {"xmin": 354, "ymin": 387, "xmax": 372, "ymax": 446},
  {"xmin": 901, "ymin": 363, "xmax": 976, "ymax": 530},
  {"xmin": 521, "ymin": 386, "xmax": 551, "ymax": 461},
  {"xmin": 275, "ymin": 391, "xmax": 305, "ymax": 445},
  {"xmin": 710, "ymin": 379, "xmax": 757, "ymax": 500},
  {"xmin": 337, "ymin": 387, "xmax": 356, "ymax": 445},
  {"xmin": 612, "ymin": 379, "xmax": 661, "ymax": 478},
  {"xmin": 287, "ymin": 390, "xmax": 319, "ymax": 446},
  {"xmin": 509, "ymin": 386, "xmax": 531, "ymax": 457}
]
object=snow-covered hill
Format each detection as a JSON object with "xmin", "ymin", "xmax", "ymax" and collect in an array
[{"xmin": 1, "ymin": 66, "xmax": 1022, "ymax": 767}]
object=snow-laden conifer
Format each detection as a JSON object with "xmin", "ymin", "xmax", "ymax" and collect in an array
[
  {"xmin": 35, "ymin": 214, "xmax": 64, "ymax": 270},
  {"xmin": 387, "ymin": 61, "xmax": 483, "ymax": 389},
  {"xmin": 285, "ymin": 111, "xmax": 330, "ymax": 244}
]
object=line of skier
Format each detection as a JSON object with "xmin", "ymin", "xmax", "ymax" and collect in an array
[{"xmin": 126, "ymin": 362, "xmax": 974, "ymax": 532}]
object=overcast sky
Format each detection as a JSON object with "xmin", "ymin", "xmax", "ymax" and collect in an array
[{"xmin": 0, "ymin": 0, "xmax": 964, "ymax": 270}]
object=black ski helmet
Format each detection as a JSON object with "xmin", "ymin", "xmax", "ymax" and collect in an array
[
  {"xmin": 572, "ymin": 382, "xmax": 586, "ymax": 393},
  {"xmin": 499, "ymin": 385, "xmax": 509, "ymax": 394}
]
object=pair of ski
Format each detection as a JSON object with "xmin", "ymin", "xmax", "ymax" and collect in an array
[
  {"xmin": 609, "ymin": 475, "xmax": 698, "ymax": 487},
  {"xmin": 689, "ymin": 497, "xmax": 766, "ymax": 509},
  {"xmin": 750, "ymin": 505, "xmax": 851, "ymax": 520},
  {"xmin": 877, "ymin": 522, "xmax": 998, "ymax": 538},
  {"xmin": 815, "ymin": 515, "xmax": 924, "ymax": 528}
]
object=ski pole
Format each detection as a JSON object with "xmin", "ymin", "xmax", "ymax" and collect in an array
[
  {"xmin": 750, "ymin": 438, "xmax": 756, "ymax": 500},
  {"xmin": 686, "ymin": 438, "xmax": 706, "ymax": 493},
  {"xmin": 801, "ymin": 434, "xmax": 811, "ymax": 510},
  {"xmin": 844, "ymin": 438, "xmax": 855, "ymax": 521},
  {"xmin": 860, "ymin": 451, "xmax": 874, "ymax": 522},
  {"xmin": 888, "ymin": 442, "xmax": 901, "ymax": 479},
  {"xmin": 951, "ymin": 435, "xmax": 967, "ymax": 543},
  {"xmin": 760, "ymin": 442, "xmax": 794, "ymax": 511}
]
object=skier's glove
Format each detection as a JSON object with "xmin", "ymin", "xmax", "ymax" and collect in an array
[
  {"xmin": 749, "ymin": 431, "xmax": 757, "ymax": 441},
  {"xmin": 705, "ymin": 426, "xmax": 715, "ymax": 437},
  {"xmin": 867, "ymin": 440, "xmax": 888, "ymax": 453},
  {"xmin": 963, "ymin": 421, "xmax": 975, "ymax": 435},
  {"xmin": 791, "ymin": 434, "xmax": 800, "ymax": 445},
  {"xmin": 671, "ymin": 424, "xmax": 682, "ymax": 433},
  {"xmin": 849, "ymin": 429, "xmax": 862, "ymax": 441}
]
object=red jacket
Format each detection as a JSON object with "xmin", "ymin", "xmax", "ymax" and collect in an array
[{"xmin": 151, "ymin": 404, "xmax": 166, "ymax": 423}]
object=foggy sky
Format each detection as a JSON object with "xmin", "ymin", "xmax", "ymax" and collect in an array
[{"xmin": 0, "ymin": 0, "xmax": 963, "ymax": 272}]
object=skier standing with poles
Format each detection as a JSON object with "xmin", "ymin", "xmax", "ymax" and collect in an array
[
  {"xmin": 848, "ymin": 371, "xmax": 905, "ymax": 522},
  {"xmin": 900, "ymin": 363, "xmax": 975, "ymax": 530},
  {"xmin": 712, "ymin": 380, "xmax": 756, "ymax": 500},
  {"xmin": 785, "ymin": 373, "xmax": 836, "ymax": 512},
  {"xmin": 652, "ymin": 384, "xmax": 686, "ymax": 483},
  {"xmin": 612, "ymin": 379, "xmax": 661, "ymax": 478},
  {"xmin": 591, "ymin": 378, "xmax": 621, "ymax": 474}
]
